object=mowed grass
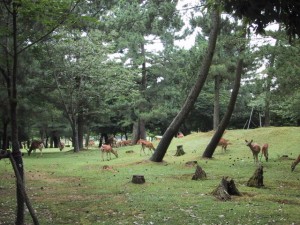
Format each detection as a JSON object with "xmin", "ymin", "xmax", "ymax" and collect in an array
[{"xmin": 0, "ymin": 127, "xmax": 299, "ymax": 225}]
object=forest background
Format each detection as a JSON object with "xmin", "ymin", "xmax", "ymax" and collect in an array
[{"xmin": 1, "ymin": 0, "xmax": 299, "ymax": 151}]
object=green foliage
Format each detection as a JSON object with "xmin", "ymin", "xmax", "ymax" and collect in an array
[{"xmin": 220, "ymin": 0, "xmax": 300, "ymax": 40}]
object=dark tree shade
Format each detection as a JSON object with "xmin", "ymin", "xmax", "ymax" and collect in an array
[{"xmin": 220, "ymin": 0, "xmax": 300, "ymax": 40}]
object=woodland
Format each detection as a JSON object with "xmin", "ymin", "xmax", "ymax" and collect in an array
[{"xmin": 0, "ymin": 0, "xmax": 300, "ymax": 224}]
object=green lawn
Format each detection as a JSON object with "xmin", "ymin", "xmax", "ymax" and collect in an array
[{"xmin": 0, "ymin": 127, "xmax": 299, "ymax": 225}]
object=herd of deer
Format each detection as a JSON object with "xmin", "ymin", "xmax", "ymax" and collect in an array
[{"xmin": 26, "ymin": 135, "xmax": 300, "ymax": 172}]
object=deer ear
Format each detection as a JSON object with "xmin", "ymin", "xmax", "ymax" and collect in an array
[{"xmin": 245, "ymin": 140, "xmax": 247, "ymax": 143}]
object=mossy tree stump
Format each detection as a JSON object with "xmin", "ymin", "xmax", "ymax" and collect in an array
[
  {"xmin": 132, "ymin": 175, "xmax": 145, "ymax": 184},
  {"xmin": 174, "ymin": 145, "xmax": 185, "ymax": 156},
  {"xmin": 247, "ymin": 164, "xmax": 264, "ymax": 188},
  {"xmin": 192, "ymin": 165, "xmax": 207, "ymax": 180},
  {"xmin": 212, "ymin": 177, "xmax": 241, "ymax": 201}
]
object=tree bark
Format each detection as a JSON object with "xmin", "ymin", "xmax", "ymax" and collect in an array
[
  {"xmin": 132, "ymin": 119, "xmax": 146, "ymax": 144},
  {"xmin": 150, "ymin": 8, "xmax": 220, "ymax": 162},
  {"xmin": 202, "ymin": 58, "xmax": 243, "ymax": 158},
  {"xmin": 213, "ymin": 74, "xmax": 221, "ymax": 130},
  {"xmin": 78, "ymin": 112, "xmax": 84, "ymax": 149},
  {"xmin": 247, "ymin": 164, "xmax": 264, "ymax": 188},
  {"xmin": 212, "ymin": 177, "xmax": 241, "ymax": 201}
]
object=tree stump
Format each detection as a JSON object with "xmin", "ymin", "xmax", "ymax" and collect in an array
[
  {"xmin": 132, "ymin": 175, "xmax": 145, "ymax": 184},
  {"xmin": 192, "ymin": 165, "xmax": 207, "ymax": 180},
  {"xmin": 185, "ymin": 161, "xmax": 198, "ymax": 167},
  {"xmin": 247, "ymin": 164, "xmax": 264, "ymax": 188},
  {"xmin": 212, "ymin": 177, "xmax": 241, "ymax": 201},
  {"xmin": 174, "ymin": 145, "xmax": 185, "ymax": 156}
]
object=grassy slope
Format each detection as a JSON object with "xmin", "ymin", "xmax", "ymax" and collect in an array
[{"xmin": 0, "ymin": 127, "xmax": 299, "ymax": 225}]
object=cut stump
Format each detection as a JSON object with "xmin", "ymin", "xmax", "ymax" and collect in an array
[
  {"xmin": 174, "ymin": 145, "xmax": 185, "ymax": 156},
  {"xmin": 247, "ymin": 164, "xmax": 264, "ymax": 188},
  {"xmin": 185, "ymin": 161, "xmax": 198, "ymax": 167},
  {"xmin": 212, "ymin": 177, "xmax": 241, "ymax": 201},
  {"xmin": 192, "ymin": 165, "xmax": 207, "ymax": 180},
  {"xmin": 132, "ymin": 175, "xmax": 145, "ymax": 184}
]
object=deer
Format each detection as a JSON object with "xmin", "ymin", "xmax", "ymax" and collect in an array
[
  {"xmin": 245, "ymin": 140, "xmax": 261, "ymax": 163},
  {"xmin": 58, "ymin": 142, "xmax": 65, "ymax": 151},
  {"xmin": 291, "ymin": 154, "xmax": 300, "ymax": 172},
  {"xmin": 28, "ymin": 140, "xmax": 44, "ymax": 156},
  {"xmin": 218, "ymin": 138, "xmax": 230, "ymax": 152},
  {"xmin": 245, "ymin": 140, "xmax": 269, "ymax": 163},
  {"xmin": 137, "ymin": 139, "xmax": 155, "ymax": 155},
  {"xmin": 260, "ymin": 143, "xmax": 269, "ymax": 162},
  {"xmin": 100, "ymin": 144, "xmax": 118, "ymax": 161}
]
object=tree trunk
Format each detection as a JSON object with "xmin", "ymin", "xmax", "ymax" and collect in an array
[
  {"xmin": 1, "ymin": 118, "xmax": 9, "ymax": 150},
  {"xmin": 71, "ymin": 119, "xmax": 80, "ymax": 152},
  {"xmin": 85, "ymin": 129, "xmax": 90, "ymax": 148},
  {"xmin": 150, "ymin": 8, "xmax": 220, "ymax": 162},
  {"xmin": 202, "ymin": 58, "xmax": 243, "ymax": 158},
  {"xmin": 264, "ymin": 26, "xmax": 280, "ymax": 127},
  {"xmin": 11, "ymin": 3, "xmax": 25, "ymax": 223},
  {"xmin": 213, "ymin": 74, "xmax": 221, "ymax": 130},
  {"xmin": 77, "ymin": 112, "xmax": 84, "ymax": 149},
  {"xmin": 132, "ymin": 119, "xmax": 146, "ymax": 144}
]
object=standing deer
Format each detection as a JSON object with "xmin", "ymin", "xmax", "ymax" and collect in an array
[
  {"xmin": 137, "ymin": 139, "xmax": 155, "ymax": 155},
  {"xmin": 261, "ymin": 143, "xmax": 269, "ymax": 162},
  {"xmin": 245, "ymin": 140, "xmax": 269, "ymax": 163},
  {"xmin": 291, "ymin": 154, "xmax": 300, "ymax": 172},
  {"xmin": 245, "ymin": 140, "xmax": 261, "ymax": 163},
  {"xmin": 218, "ymin": 138, "xmax": 230, "ymax": 152},
  {"xmin": 100, "ymin": 144, "xmax": 118, "ymax": 161}
]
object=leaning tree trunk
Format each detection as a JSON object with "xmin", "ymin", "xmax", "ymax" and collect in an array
[
  {"xmin": 150, "ymin": 8, "xmax": 220, "ymax": 162},
  {"xmin": 213, "ymin": 74, "xmax": 221, "ymax": 130},
  {"xmin": 202, "ymin": 58, "xmax": 243, "ymax": 158}
]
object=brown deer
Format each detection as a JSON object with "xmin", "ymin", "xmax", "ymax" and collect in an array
[
  {"xmin": 58, "ymin": 142, "xmax": 65, "ymax": 151},
  {"xmin": 245, "ymin": 140, "xmax": 261, "ymax": 163},
  {"xmin": 100, "ymin": 144, "xmax": 118, "ymax": 161},
  {"xmin": 260, "ymin": 143, "xmax": 269, "ymax": 162},
  {"xmin": 218, "ymin": 138, "xmax": 230, "ymax": 152},
  {"xmin": 137, "ymin": 139, "xmax": 155, "ymax": 155},
  {"xmin": 291, "ymin": 154, "xmax": 300, "ymax": 172},
  {"xmin": 28, "ymin": 140, "xmax": 44, "ymax": 156}
]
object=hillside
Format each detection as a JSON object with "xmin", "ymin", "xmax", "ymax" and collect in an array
[{"xmin": 0, "ymin": 127, "xmax": 299, "ymax": 224}]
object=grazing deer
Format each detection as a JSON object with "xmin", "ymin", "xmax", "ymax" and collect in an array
[
  {"xmin": 260, "ymin": 143, "xmax": 269, "ymax": 162},
  {"xmin": 58, "ymin": 142, "xmax": 65, "ymax": 151},
  {"xmin": 100, "ymin": 144, "xmax": 118, "ymax": 161},
  {"xmin": 137, "ymin": 139, "xmax": 155, "ymax": 155},
  {"xmin": 245, "ymin": 140, "xmax": 261, "ymax": 163},
  {"xmin": 291, "ymin": 154, "xmax": 300, "ymax": 172},
  {"xmin": 28, "ymin": 140, "xmax": 44, "ymax": 156},
  {"xmin": 218, "ymin": 138, "xmax": 230, "ymax": 152}
]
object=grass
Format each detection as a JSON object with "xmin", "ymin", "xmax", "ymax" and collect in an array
[{"xmin": 0, "ymin": 127, "xmax": 299, "ymax": 225}]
